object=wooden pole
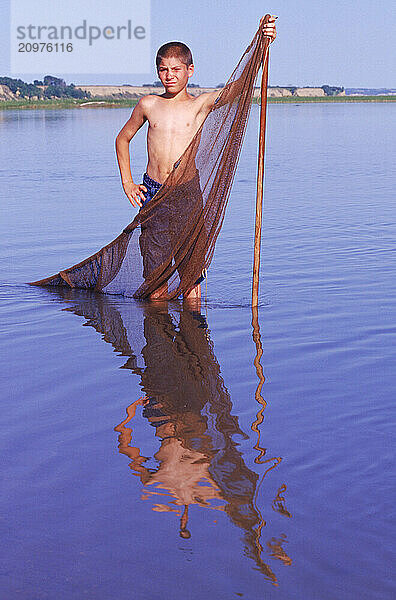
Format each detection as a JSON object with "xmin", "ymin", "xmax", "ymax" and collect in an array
[{"xmin": 252, "ymin": 18, "xmax": 271, "ymax": 307}]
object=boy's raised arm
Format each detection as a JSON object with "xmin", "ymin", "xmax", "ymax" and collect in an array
[
  {"xmin": 115, "ymin": 99, "xmax": 148, "ymax": 208},
  {"xmin": 199, "ymin": 16, "xmax": 277, "ymax": 113}
]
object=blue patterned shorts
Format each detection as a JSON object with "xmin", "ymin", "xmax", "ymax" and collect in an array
[
  {"xmin": 139, "ymin": 172, "xmax": 206, "ymax": 286},
  {"xmin": 141, "ymin": 172, "xmax": 162, "ymax": 207}
]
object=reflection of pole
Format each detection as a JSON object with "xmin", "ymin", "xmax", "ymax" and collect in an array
[
  {"xmin": 251, "ymin": 305, "xmax": 281, "ymax": 466},
  {"xmin": 251, "ymin": 305, "xmax": 267, "ymax": 463},
  {"xmin": 251, "ymin": 305, "xmax": 281, "ymax": 462},
  {"xmin": 251, "ymin": 304, "xmax": 283, "ymax": 579},
  {"xmin": 252, "ymin": 17, "xmax": 271, "ymax": 307}
]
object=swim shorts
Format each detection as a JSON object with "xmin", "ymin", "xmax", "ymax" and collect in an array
[
  {"xmin": 141, "ymin": 172, "xmax": 162, "ymax": 207},
  {"xmin": 139, "ymin": 172, "xmax": 206, "ymax": 286}
]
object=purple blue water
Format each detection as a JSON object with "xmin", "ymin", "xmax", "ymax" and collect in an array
[{"xmin": 0, "ymin": 102, "xmax": 395, "ymax": 599}]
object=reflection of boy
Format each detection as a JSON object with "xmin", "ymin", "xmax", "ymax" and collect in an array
[
  {"xmin": 115, "ymin": 17, "xmax": 277, "ymax": 300},
  {"xmin": 136, "ymin": 308, "xmax": 252, "ymax": 538}
]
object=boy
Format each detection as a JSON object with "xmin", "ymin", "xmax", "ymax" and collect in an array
[{"xmin": 115, "ymin": 16, "xmax": 277, "ymax": 300}]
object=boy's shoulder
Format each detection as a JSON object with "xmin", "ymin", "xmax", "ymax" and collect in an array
[
  {"xmin": 138, "ymin": 93, "xmax": 161, "ymax": 107},
  {"xmin": 135, "ymin": 94, "xmax": 162, "ymax": 119}
]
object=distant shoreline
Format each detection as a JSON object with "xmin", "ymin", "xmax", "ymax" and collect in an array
[{"xmin": 0, "ymin": 95, "xmax": 394, "ymax": 110}]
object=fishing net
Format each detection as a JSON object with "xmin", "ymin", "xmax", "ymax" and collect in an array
[{"xmin": 30, "ymin": 24, "xmax": 269, "ymax": 299}]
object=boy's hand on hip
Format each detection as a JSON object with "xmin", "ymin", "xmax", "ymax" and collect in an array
[{"xmin": 122, "ymin": 181, "xmax": 147, "ymax": 208}]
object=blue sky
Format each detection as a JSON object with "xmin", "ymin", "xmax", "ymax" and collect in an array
[{"xmin": 0, "ymin": 0, "xmax": 395, "ymax": 87}]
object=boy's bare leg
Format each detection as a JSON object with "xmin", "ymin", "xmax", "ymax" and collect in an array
[
  {"xmin": 183, "ymin": 283, "xmax": 201, "ymax": 311},
  {"xmin": 149, "ymin": 281, "xmax": 169, "ymax": 301},
  {"xmin": 184, "ymin": 283, "xmax": 201, "ymax": 300},
  {"xmin": 150, "ymin": 281, "xmax": 201, "ymax": 306}
]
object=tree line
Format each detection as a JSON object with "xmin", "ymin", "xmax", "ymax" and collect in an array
[{"xmin": 0, "ymin": 76, "xmax": 91, "ymax": 99}]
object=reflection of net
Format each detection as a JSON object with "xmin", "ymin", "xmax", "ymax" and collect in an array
[{"xmin": 30, "ymin": 26, "xmax": 267, "ymax": 299}]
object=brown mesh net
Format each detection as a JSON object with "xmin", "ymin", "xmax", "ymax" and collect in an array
[{"xmin": 30, "ymin": 25, "xmax": 269, "ymax": 299}]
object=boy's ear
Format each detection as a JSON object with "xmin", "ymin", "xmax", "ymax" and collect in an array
[{"xmin": 187, "ymin": 64, "xmax": 194, "ymax": 78}]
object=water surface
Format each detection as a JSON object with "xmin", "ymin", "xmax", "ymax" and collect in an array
[{"xmin": 0, "ymin": 103, "xmax": 395, "ymax": 599}]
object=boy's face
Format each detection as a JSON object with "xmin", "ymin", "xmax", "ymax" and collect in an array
[{"xmin": 157, "ymin": 56, "xmax": 194, "ymax": 93}]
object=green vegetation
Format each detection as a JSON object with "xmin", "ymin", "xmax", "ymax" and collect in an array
[
  {"xmin": 0, "ymin": 97, "xmax": 134, "ymax": 109},
  {"xmin": 0, "ymin": 75, "xmax": 91, "ymax": 100},
  {"xmin": 0, "ymin": 94, "xmax": 394, "ymax": 111},
  {"xmin": 0, "ymin": 76, "xmax": 42, "ymax": 99},
  {"xmin": 2, "ymin": 76, "xmax": 394, "ymax": 109},
  {"xmin": 321, "ymin": 85, "xmax": 344, "ymax": 96}
]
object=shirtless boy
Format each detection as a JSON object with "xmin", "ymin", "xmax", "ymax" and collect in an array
[{"xmin": 115, "ymin": 16, "xmax": 277, "ymax": 300}]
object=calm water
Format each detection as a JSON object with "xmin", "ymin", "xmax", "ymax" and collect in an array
[{"xmin": 0, "ymin": 103, "xmax": 395, "ymax": 599}]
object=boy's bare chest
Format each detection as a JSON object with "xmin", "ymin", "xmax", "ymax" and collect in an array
[{"xmin": 148, "ymin": 101, "xmax": 202, "ymax": 137}]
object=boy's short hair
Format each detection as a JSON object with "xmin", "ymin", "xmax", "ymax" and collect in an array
[{"xmin": 156, "ymin": 42, "xmax": 193, "ymax": 70}]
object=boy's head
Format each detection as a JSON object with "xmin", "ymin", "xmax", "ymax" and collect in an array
[
  {"xmin": 156, "ymin": 42, "xmax": 194, "ymax": 92},
  {"xmin": 156, "ymin": 41, "xmax": 193, "ymax": 70}
]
